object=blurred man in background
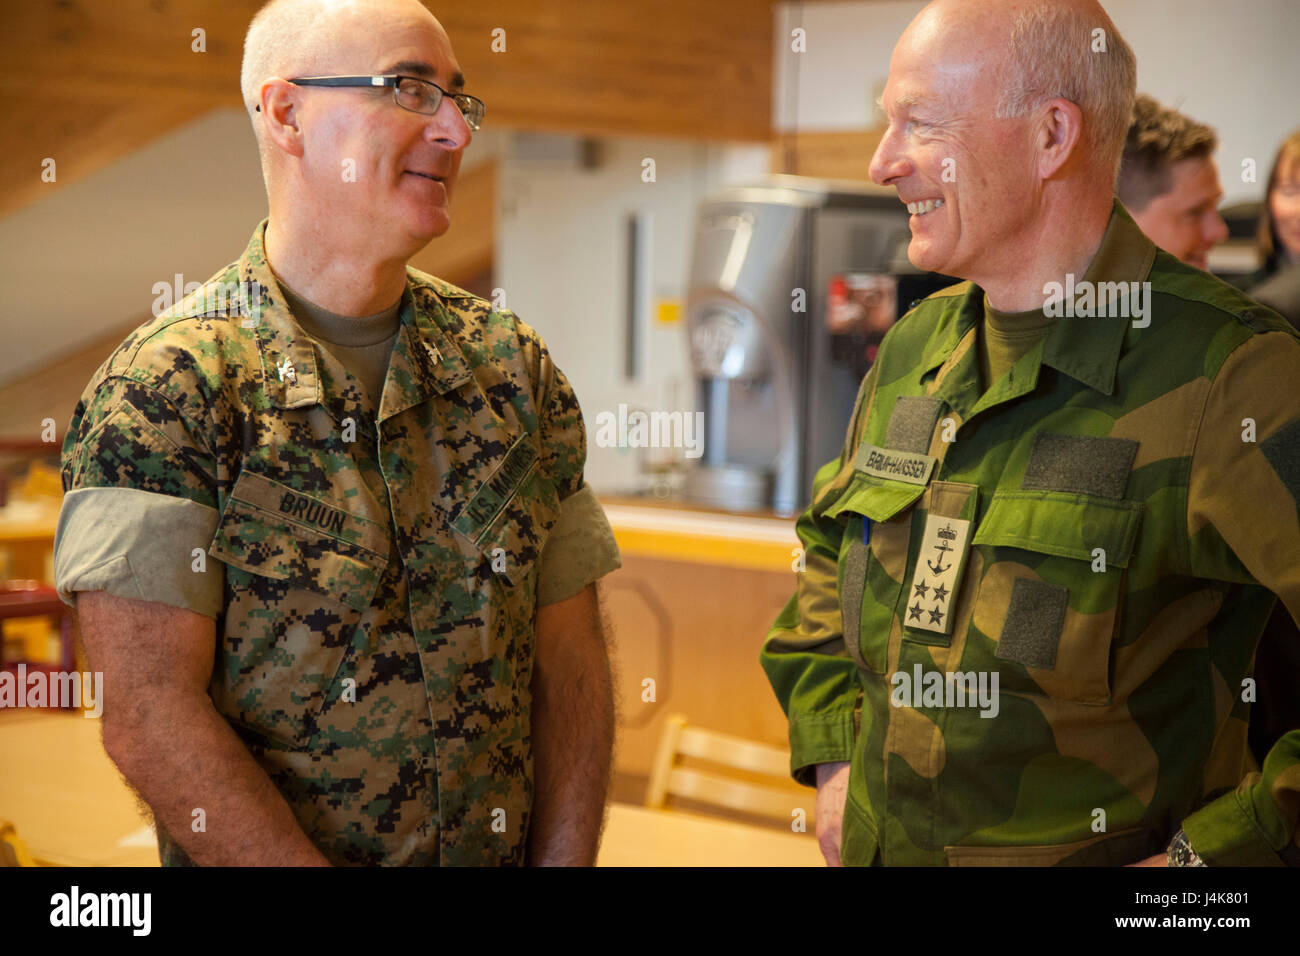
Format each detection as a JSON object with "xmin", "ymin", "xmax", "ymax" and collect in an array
[{"xmin": 1117, "ymin": 94, "xmax": 1228, "ymax": 271}]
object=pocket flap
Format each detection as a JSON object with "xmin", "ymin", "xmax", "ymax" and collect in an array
[
  {"xmin": 973, "ymin": 491, "xmax": 1142, "ymax": 567},
  {"xmin": 825, "ymin": 473, "xmax": 928, "ymax": 523},
  {"xmin": 224, "ymin": 469, "xmax": 390, "ymax": 556},
  {"xmin": 210, "ymin": 471, "xmax": 389, "ymax": 611}
]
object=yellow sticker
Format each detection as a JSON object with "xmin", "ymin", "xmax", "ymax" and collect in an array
[{"xmin": 655, "ymin": 300, "xmax": 682, "ymax": 324}]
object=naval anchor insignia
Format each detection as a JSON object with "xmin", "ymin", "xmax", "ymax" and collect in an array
[{"xmin": 906, "ymin": 514, "xmax": 972, "ymax": 636}]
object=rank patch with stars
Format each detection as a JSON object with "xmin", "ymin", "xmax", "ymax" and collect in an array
[{"xmin": 906, "ymin": 514, "xmax": 972, "ymax": 635}]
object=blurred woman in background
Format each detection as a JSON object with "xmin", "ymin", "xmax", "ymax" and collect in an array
[
  {"xmin": 1247, "ymin": 128, "xmax": 1300, "ymax": 770},
  {"xmin": 1246, "ymin": 130, "xmax": 1300, "ymax": 323}
]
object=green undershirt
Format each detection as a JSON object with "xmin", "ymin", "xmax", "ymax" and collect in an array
[
  {"xmin": 978, "ymin": 295, "xmax": 1058, "ymax": 391},
  {"xmin": 276, "ymin": 278, "xmax": 403, "ymax": 409}
]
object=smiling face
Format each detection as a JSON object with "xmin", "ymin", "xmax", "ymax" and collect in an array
[
  {"xmin": 868, "ymin": 12, "xmax": 1040, "ymax": 282},
  {"xmin": 1130, "ymin": 156, "xmax": 1227, "ymax": 270},
  {"xmin": 280, "ymin": 0, "xmax": 472, "ymax": 255}
]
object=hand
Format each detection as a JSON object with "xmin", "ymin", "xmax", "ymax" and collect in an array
[
  {"xmin": 1126, "ymin": 854, "xmax": 1168, "ymax": 867},
  {"xmin": 814, "ymin": 761, "xmax": 851, "ymax": 866}
]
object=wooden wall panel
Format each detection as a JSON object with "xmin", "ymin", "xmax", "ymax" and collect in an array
[
  {"xmin": 772, "ymin": 128, "xmax": 886, "ymax": 183},
  {"xmin": 1, "ymin": 0, "xmax": 774, "ymax": 216},
  {"xmin": 602, "ymin": 554, "xmax": 798, "ymax": 782}
]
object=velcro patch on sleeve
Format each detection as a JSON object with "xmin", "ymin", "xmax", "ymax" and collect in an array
[
  {"xmin": 1021, "ymin": 433, "xmax": 1138, "ymax": 499},
  {"xmin": 1261, "ymin": 418, "xmax": 1300, "ymax": 505},
  {"xmin": 995, "ymin": 577, "xmax": 1068, "ymax": 670},
  {"xmin": 885, "ymin": 395, "xmax": 943, "ymax": 455}
]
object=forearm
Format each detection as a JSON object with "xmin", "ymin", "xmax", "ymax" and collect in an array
[
  {"xmin": 527, "ymin": 598, "xmax": 615, "ymax": 866},
  {"xmin": 105, "ymin": 694, "xmax": 329, "ymax": 866}
]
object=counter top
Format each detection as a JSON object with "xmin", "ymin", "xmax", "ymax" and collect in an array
[{"xmin": 599, "ymin": 498, "xmax": 799, "ymax": 572}]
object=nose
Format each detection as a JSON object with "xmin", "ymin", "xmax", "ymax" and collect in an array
[
  {"xmin": 869, "ymin": 125, "xmax": 908, "ymax": 188},
  {"xmin": 427, "ymin": 96, "xmax": 471, "ymax": 151},
  {"xmin": 1207, "ymin": 210, "xmax": 1229, "ymax": 246}
]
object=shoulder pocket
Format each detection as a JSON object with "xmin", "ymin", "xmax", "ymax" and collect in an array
[
  {"xmin": 207, "ymin": 469, "xmax": 390, "ymax": 748},
  {"xmin": 970, "ymin": 490, "xmax": 1142, "ymax": 704}
]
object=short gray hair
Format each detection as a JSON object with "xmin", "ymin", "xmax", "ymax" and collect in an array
[
  {"xmin": 240, "ymin": 0, "xmax": 337, "ymax": 150},
  {"xmin": 994, "ymin": 4, "xmax": 1137, "ymax": 183}
]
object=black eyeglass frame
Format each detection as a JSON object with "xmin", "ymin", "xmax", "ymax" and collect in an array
[{"xmin": 255, "ymin": 74, "xmax": 485, "ymax": 130}]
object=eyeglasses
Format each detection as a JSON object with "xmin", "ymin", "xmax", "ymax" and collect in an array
[{"xmin": 256, "ymin": 74, "xmax": 486, "ymax": 131}]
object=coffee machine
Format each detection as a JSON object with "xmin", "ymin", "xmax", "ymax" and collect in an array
[{"xmin": 683, "ymin": 176, "xmax": 950, "ymax": 515}]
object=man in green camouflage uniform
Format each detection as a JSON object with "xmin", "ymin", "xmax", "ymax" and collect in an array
[
  {"xmin": 761, "ymin": 0, "xmax": 1300, "ymax": 866},
  {"xmin": 54, "ymin": 0, "xmax": 619, "ymax": 866}
]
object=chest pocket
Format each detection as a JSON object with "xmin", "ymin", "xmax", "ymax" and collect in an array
[
  {"xmin": 969, "ymin": 490, "xmax": 1142, "ymax": 704},
  {"xmin": 451, "ymin": 433, "xmax": 560, "ymax": 666},
  {"xmin": 207, "ymin": 469, "xmax": 390, "ymax": 749},
  {"xmin": 825, "ymin": 475, "xmax": 927, "ymax": 674}
]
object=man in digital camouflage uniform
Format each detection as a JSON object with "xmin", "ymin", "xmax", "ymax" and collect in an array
[
  {"xmin": 55, "ymin": 0, "xmax": 620, "ymax": 866},
  {"xmin": 761, "ymin": 0, "xmax": 1300, "ymax": 867}
]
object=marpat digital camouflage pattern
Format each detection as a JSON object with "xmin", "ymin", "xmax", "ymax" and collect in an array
[
  {"xmin": 761, "ymin": 201, "xmax": 1300, "ymax": 866},
  {"xmin": 61, "ymin": 219, "xmax": 596, "ymax": 865}
]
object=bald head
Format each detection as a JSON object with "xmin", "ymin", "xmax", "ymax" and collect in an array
[
  {"xmin": 904, "ymin": 0, "xmax": 1136, "ymax": 180},
  {"xmin": 242, "ymin": 0, "xmax": 472, "ymax": 266},
  {"xmin": 241, "ymin": 0, "xmax": 444, "ymax": 150},
  {"xmin": 870, "ymin": 0, "xmax": 1137, "ymax": 301}
]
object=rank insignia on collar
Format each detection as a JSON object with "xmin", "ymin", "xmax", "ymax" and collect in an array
[
  {"xmin": 276, "ymin": 357, "xmax": 297, "ymax": 383},
  {"xmin": 906, "ymin": 514, "xmax": 972, "ymax": 635},
  {"xmin": 423, "ymin": 341, "xmax": 442, "ymax": 365}
]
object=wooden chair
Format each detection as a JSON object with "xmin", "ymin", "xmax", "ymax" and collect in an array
[
  {"xmin": 0, "ymin": 820, "xmax": 38, "ymax": 867},
  {"xmin": 0, "ymin": 581, "xmax": 76, "ymax": 678},
  {"xmin": 644, "ymin": 714, "xmax": 812, "ymax": 828}
]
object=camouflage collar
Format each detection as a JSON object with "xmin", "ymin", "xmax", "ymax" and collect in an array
[
  {"xmin": 919, "ymin": 200, "xmax": 1156, "ymax": 395},
  {"xmin": 235, "ymin": 218, "xmax": 472, "ymax": 418}
]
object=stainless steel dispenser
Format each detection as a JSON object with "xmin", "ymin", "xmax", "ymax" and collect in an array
[{"xmin": 684, "ymin": 176, "xmax": 943, "ymax": 515}]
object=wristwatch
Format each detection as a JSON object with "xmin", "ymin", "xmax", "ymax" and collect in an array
[{"xmin": 1167, "ymin": 828, "xmax": 1206, "ymax": 867}]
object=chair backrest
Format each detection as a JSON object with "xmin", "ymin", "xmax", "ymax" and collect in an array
[
  {"xmin": 644, "ymin": 714, "xmax": 811, "ymax": 825},
  {"xmin": 0, "ymin": 820, "xmax": 37, "ymax": 867}
]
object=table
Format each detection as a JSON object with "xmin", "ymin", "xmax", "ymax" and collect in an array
[
  {"xmin": 597, "ymin": 802, "xmax": 824, "ymax": 867},
  {"xmin": 0, "ymin": 710, "xmax": 159, "ymax": 866},
  {"xmin": 0, "ymin": 712, "xmax": 823, "ymax": 867}
]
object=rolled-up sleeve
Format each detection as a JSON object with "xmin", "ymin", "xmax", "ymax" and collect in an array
[
  {"xmin": 535, "ymin": 481, "xmax": 620, "ymax": 606},
  {"xmin": 55, "ymin": 487, "xmax": 224, "ymax": 617},
  {"xmin": 56, "ymin": 375, "xmax": 223, "ymax": 618},
  {"xmin": 515, "ymin": 314, "xmax": 621, "ymax": 606}
]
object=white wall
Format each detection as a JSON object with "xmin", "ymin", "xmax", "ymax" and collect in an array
[
  {"xmin": 496, "ymin": 136, "xmax": 768, "ymax": 494},
  {"xmin": 0, "ymin": 109, "xmax": 503, "ymax": 390},
  {"xmin": 0, "ymin": 110, "xmax": 268, "ymax": 388},
  {"xmin": 774, "ymin": 0, "xmax": 1300, "ymax": 203}
]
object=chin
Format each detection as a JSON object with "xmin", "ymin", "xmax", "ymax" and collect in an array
[
  {"xmin": 907, "ymin": 239, "xmax": 949, "ymax": 276},
  {"xmin": 408, "ymin": 211, "xmax": 451, "ymax": 244}
]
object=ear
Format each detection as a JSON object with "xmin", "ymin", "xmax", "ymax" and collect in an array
[
  {"xmin": 1035, "ymin": 97, "xmax": 1084, "ymax": 180},
  {"xmin": 259, "ymin": 78, "xmax": 305, "ymax": 159}
]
